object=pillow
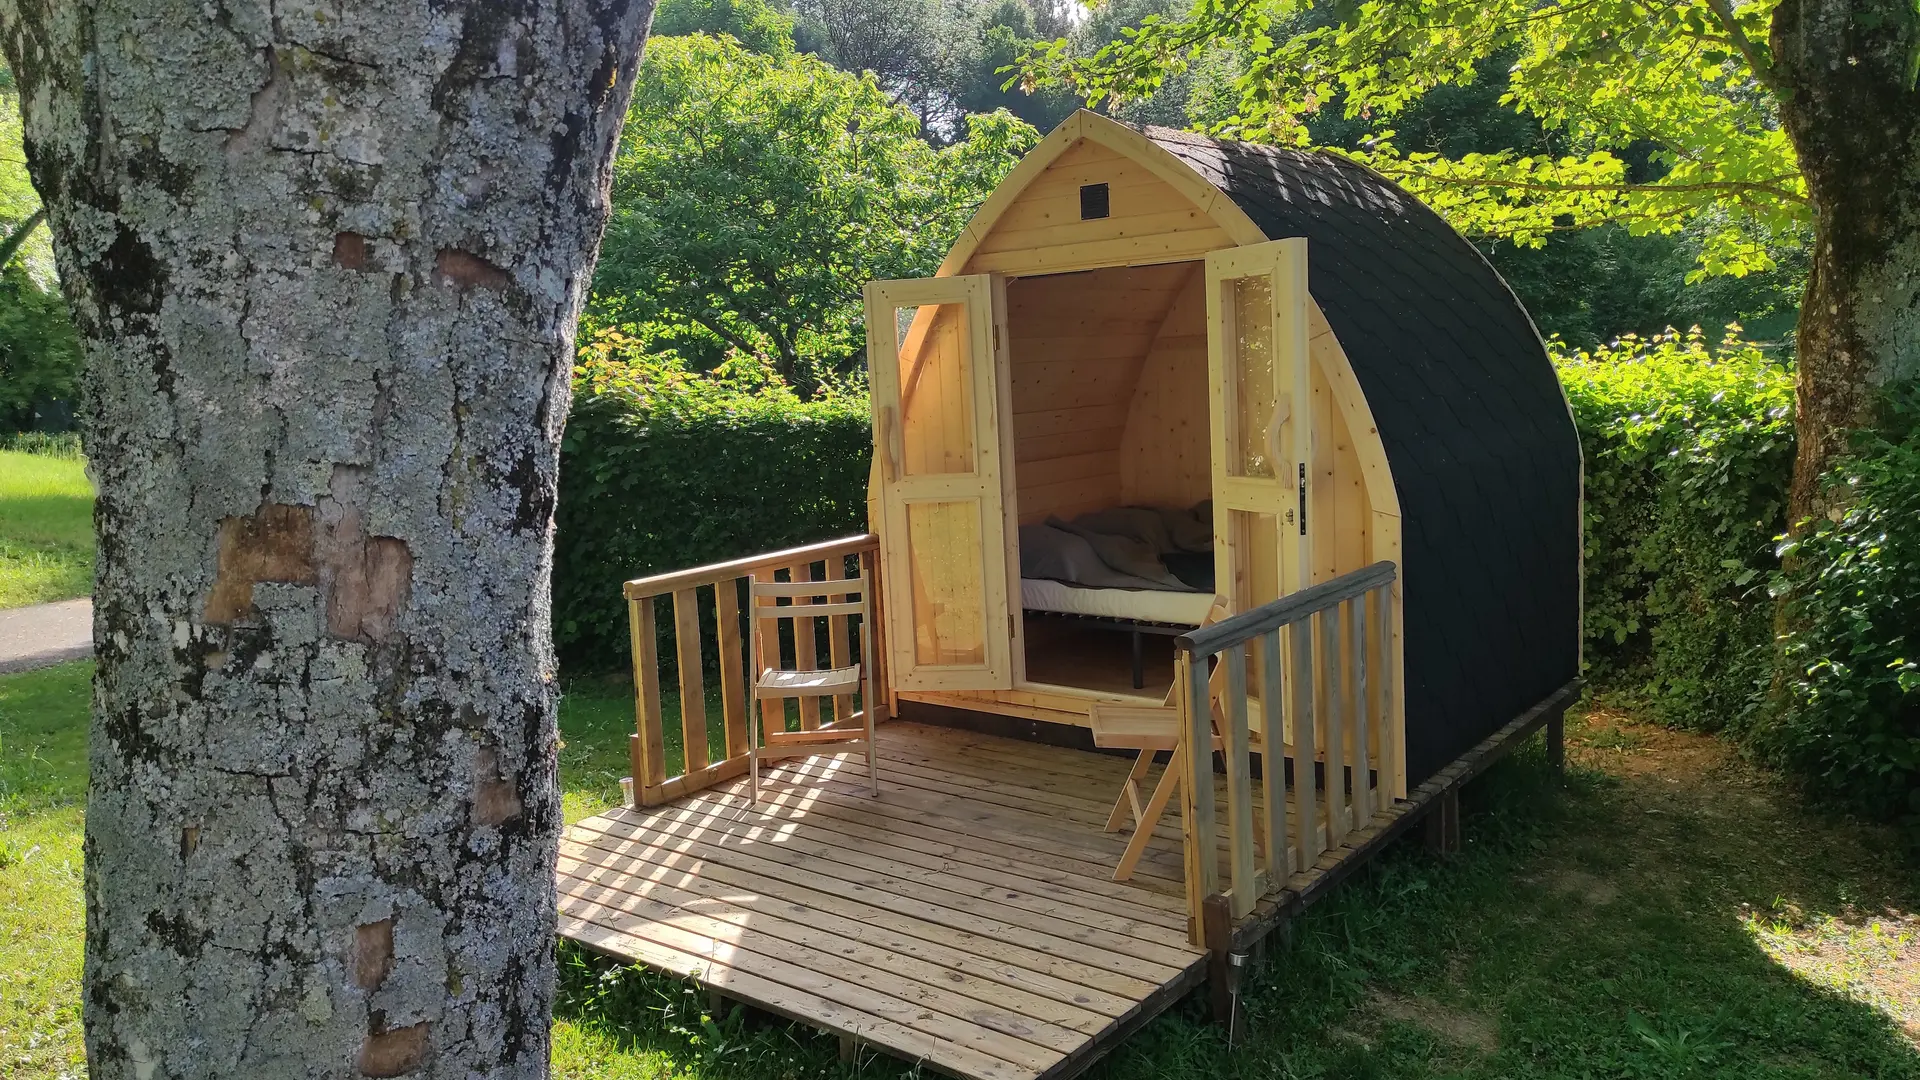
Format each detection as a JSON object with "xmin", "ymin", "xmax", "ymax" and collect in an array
[
  {"xmin": 1018, "ymin": 523, "xmax": 1179, "ymax": 591},
  {"xmin": 1050, "ymin": 517, "xmax": 1193, "ymax": 590},
  {"xmin": 1067, "ymin": 507, "xmax": 1176, "ymax": 554}
]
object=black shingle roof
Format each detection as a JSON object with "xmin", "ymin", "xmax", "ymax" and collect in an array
[{"xmin": 1143, "ymin": 126, "xmax": 1582, "ymax": 785}]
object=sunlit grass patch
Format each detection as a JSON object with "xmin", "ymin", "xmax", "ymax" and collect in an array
[
  {"xmin": 0, "ymin": 450, "xmax": 93, "ymax": 609},
  {"xmin": 1744, "ymin": 904, "xmax": 1920, "ymax": 1041}
]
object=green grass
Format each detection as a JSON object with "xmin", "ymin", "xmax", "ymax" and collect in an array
[
  {"xmin": 5, "ymin": 669, "xmax": 1916, "ymax": 1079},
  {"xmin": 0, "ymin": 449, "xmax": 93, "ymax": 609}
]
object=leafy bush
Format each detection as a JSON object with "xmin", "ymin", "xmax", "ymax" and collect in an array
[
  {"xmin": 590, "ymin": 33, "xmax": 1034, "ymax": 395},
  {"xmin": 1765, "ymin": 384, "xmax": 1920, "ymax": 820},
  {"xmin": 553, "ymin": 333, "xmax": 871, "ymax": 670},
  {"xmin": 0, "ymin": 431, "xmax": 82, "ymax": 459},
  {"xmin": 1555, "ymin": 328, "xmax": 1796, "ymax": 729}
]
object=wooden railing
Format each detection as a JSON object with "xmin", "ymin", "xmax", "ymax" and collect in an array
[
  {"xmin": 1173, "ymin": 561, "xmax": 1400, "ymax": 944},
  {"xmin": 619, "ymin": 534, "xmax": 886, "ymax": 808}
]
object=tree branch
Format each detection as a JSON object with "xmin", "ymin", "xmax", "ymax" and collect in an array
[
  {"xmin": 1702, "ymin": 0, "xmax": 1777, "ymax": 88},
  {"xmin": 0, "ymin": 207, "xmax": 46, "ymax": 269},
  {"xmin": 1370, "ymin": 162, "xmax": 1810, "ymax": 206}
]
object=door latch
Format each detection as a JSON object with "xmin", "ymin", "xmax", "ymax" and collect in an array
[{"xmin": 1297, "ymin": 462, "xmax": 1308, "ymax": 535}]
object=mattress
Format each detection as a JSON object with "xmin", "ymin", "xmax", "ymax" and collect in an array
[{"xmin": 1020, "ymin": 578, "xmax": 1214, "ymax": 626}]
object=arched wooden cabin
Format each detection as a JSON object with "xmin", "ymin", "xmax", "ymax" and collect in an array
[
  {"xmin": 865, "ymin": 110, "xmax": 1582, "ymax": 794},
  {"xmin": 577, "ymin": 110, "xmax": 1584, "ymax": 1080}
]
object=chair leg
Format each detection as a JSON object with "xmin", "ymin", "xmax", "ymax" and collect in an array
[
  {"xmin": 1115, "ymin": 747, "xmax": 1183, "ymax": 882},
  {"xmin": 1106, "ymin": 750, "xmax": 1154, "ymax": 832},
  {"xmin": 749, "ymin": 695, "xmax": 761, "ymax": 806},
  {"xmin": 866, "ymin": 709, "xmax": 880, "ymax": 798}
]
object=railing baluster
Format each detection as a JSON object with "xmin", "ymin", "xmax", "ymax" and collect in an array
[
  {"xmin": 791, "ymin": 562, "xmax": 821, "ymax": 730},
  {"xmin": 627, "ymin": 595, "xmax": 667, "ymax": 802},
  {"xmin": 1321, "ymin": 602, "xmax": 1348, "ymax": 851},
  {"xmin": 1376, "ymin": 584, "xmax": 1397, "ymax": 803},
  {"xmin": 1223, "ymin": 644, "xmax": 1257, "ymax": 918},
  {"xmin": 1350, "ymin": 591, "xmax": 1372, "ymax": 828},
  {"xmin": 1181, "ymin": 653, "xmax": 1219, "ymax": 937},
  {"xmin": 672, "ymin": 587, "xmax": 710, "ymax": 773},
  {"xmin": 715, "ymin": 577, "xmax": 750, "ymax": 761},
  {"xmin": 1259, "ymin": 629, "xmax": 1288, "ymax": 879},
  {"xmin": 758, "ymin": 571, "xmax": 788, "ymax": 742},
  {"xmin": 825, "ymin": 555, "xmax": 854, "ymax": 725},
  {"xmin": 1289, "ymin": 617, "xmax": 1320, "ymax": 865}
]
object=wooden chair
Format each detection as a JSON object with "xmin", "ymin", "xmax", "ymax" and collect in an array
[
  {"xmin": 1088, "ymin": 596, "xmax": 1261, "ymax": 881},
  {"xmin": 748, "ymin": 571, "xmax": 880, "ymax": 804}
]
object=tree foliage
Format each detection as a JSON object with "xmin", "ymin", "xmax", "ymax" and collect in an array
[
  {"xmin": 650, "ymin": 0, "xmax": 797, "ymax": 53},
  {"xmin": 589, "ymin": 34, "xmax": 1036, "ymax": 395},
  {"xmin": 0, "ymin": 66, "xmax": 78, "ymax": 432},
  {"xmin": 1770, "ymin": 383, "xmax": 1920, "ymax": 820},
  {"xmin": 1028, "ymin": 0, "xmax": 1810, "ymax": 281}
]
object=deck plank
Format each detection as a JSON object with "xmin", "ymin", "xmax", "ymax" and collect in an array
[{"xmin": 562, "ymin": 721, "xmax": 1240, "ymax": 1080}]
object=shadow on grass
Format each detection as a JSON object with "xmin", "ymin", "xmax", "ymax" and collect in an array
[{"xmin": 551, "ymin": 702, "xmax": 1920, "ymax": 1080}]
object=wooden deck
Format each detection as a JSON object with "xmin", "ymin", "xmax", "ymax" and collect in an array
[{"xmin": 558, "ymin": 721, "xmax": 1215, "ymax": 1080}]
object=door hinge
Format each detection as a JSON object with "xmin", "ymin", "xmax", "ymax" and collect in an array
[
  {"xmin": 1009, "ymin": 611, "xmax": 1017, "ymax": 639},
  {"xmin": 1297, "ymin": 462, "xmax": 1308, "ymax": 535},
  {"xmin": 993, "ymin": 324, "xmax": 1001, "ymax": 353}
]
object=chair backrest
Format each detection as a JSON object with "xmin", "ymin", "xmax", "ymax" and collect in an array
[{"xmin": 748, "ymin": 572, "xmax": 869, "ymax": 628}]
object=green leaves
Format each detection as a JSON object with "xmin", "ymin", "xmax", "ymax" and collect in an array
[
  {"xmin": 1023, "ymin": 0, "xmax": 1811, "ymax": 282},
  {"xmin": 1766, "ymin": 382, "xmax": 1920, "ymax": 820},
  {"xmin": 552, "ymin": 343, "xmax": 872, "ymax": 670},
  {"xmin": 589, "ymin": 35, "xmax": 1037, "ymax": 397},
  {"xmin": 1556, "ymin": 327, "xmax": 1795, "ymax": 730}
]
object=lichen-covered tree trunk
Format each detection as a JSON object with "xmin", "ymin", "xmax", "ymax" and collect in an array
[
  {"xmin": 1771, "ymin": 0, "xmax": 1920, "ymax": 525},
  {"xmin": 0, "ymin": 2, "xmax": 652, "ymax": 1076}
]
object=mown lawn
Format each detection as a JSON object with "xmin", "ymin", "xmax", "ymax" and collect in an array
[
  {"xmin": 0, "ymin": 450, "xmax": 93, "ymax": 609},
  {"xmin": 4, "ymin": 665, "xmax": 1916, "ymax": 1079}
]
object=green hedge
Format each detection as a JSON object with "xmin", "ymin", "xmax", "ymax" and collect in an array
[
  {"xmin": 1767, "ymin": 383, "xmax": 1920, "ymax": 820},
  {"xmin": 1554, "ymin": 329, "xmax": 1797, "ymax": 731},
  {"xmin": 553, "ymin": 341, "xmax": 871, "ymax": 671}
]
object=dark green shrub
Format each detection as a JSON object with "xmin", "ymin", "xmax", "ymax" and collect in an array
[
  {"xmin": 553, "ymin": 335, "xmax": 871, "ymax": 670},
  {"xmin": 1554, "ymin": 328, "xmax": 1796, "ymax": 729},
  {"xmin": 1766, "ymin": 384, "xmax": 1920, "ymax": 821}
]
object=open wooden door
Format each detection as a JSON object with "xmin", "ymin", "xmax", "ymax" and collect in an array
[
  {"xmin": 1205, "ymin": 239, "xmax": 1311, "ymax": 613},
  {"xmin": 865, "ymin": 274, "xmax": 1017, "ymax": 692}
]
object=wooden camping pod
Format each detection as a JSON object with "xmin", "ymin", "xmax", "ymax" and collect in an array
[
  {"xmin": 865, "ymin": 111, "xmax": 1582, "ymax": 796},
  {"xmin": 577, "ymin": 110, "xmax": 1584, "ymax": 1080}
]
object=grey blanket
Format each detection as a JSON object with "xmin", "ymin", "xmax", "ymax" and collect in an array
[{"xmin": 1018, "ymin": 503, "xmax": 1211, "ymax": 593}]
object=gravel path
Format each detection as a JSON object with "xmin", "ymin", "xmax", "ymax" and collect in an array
[{"xmin": 0, "ymin": 597, "xmax": 93, "ymax": 674}]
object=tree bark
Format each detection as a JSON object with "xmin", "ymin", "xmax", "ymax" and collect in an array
[
  {"xmin": 0, "ymin": 1, "xmax": 652, "ymax": 1076},
  {"xmin": 1771, "ymin": 0, "xmax": 1920, "ymax": 526}
]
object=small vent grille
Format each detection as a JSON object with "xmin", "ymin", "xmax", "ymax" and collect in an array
[{"xmin": 1079, "ymin": 183, "xmax": 1110, "ymax": 220}]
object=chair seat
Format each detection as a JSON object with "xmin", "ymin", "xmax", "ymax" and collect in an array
[
  {"xmin": 756, "ymin": 664, "xmax": 862, "ymax": 696},
  {"xmin": 1087, "ymin": 703, "xmax": 1267, "ymax": 752}
]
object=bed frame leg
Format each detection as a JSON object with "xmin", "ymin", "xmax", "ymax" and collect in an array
[{"xmin": 1131, "ymin": 630, "xmax": 1144, "ymax": 689}]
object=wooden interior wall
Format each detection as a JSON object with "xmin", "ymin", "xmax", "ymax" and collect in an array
[
  {"xmin": 963, "ymin": 140, "xmax": 1237, "ymax": 277},
  {"xmin": 1118, "ymin": 270, "xmax": 1208, "ymax": 510},
  {"xmin": 1006, "ymin": 262, "xmax": 1195, "ymax": 523},
  {"xmin": 1308, "ymin": 307, "xmax": 1375, "ymax": 585}
]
